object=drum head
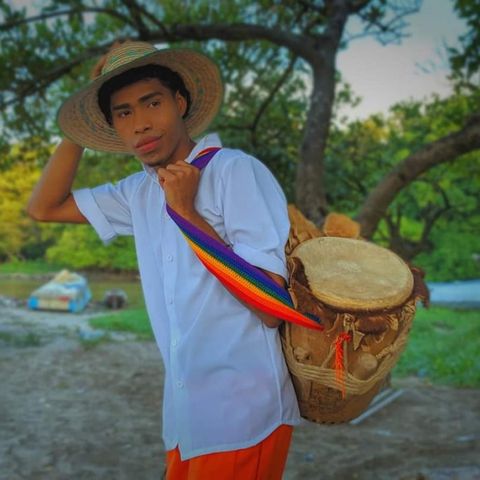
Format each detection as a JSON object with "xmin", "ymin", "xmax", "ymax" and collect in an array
[{"xmin": 292, "ymin": 237, "xmax": 413, "ymax": 311}]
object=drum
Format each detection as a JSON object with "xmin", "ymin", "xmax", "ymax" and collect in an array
[{"xmin": 280, "ymin": 236, "xmax": 428, "ymax": 424}]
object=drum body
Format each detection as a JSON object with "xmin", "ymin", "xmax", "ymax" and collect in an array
[{"xmin": 280, "ymin": 237, "xmax": 426, "ymax": 424}]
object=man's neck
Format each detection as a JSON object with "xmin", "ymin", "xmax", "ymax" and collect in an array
[
  {"xmin": 150, "ymin": 137, "xmax": 196, "ymax": 171},
  {"xmin": 172, "ymin": 138, "xmax": 196, "ymax": 165}
]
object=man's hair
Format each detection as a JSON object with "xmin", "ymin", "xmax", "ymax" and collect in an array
[{"xmin": 98, "ymin": 64, "xmax": 192, "ymax": 126}]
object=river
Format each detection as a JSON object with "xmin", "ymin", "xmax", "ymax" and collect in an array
[{"xmin": 426, "ymin": 279, "xmax": 480, "ymax": 309}]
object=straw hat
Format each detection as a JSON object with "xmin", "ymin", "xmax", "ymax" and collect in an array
[{"xmin": 57, "ymin": 41, "xmax": 223, "ymax": 153}]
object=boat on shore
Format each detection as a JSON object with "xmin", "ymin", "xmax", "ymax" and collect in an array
[{"xmin": 27, "ymin": 270, "xmax": 92, "ymax": 313}]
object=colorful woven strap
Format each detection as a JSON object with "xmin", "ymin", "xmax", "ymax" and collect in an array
[{"xmin": 165, "ymin": 147, "xmax": 324, "ymax": 331}]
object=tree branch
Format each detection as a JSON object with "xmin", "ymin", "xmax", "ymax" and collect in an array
[
  {"xmin": 356, "ymin": 1, "xmax": 421, "ymax": 45},
  {"xmin": 323, "ymin": 0, "xmax": 350, "ymax": 44},
  {"xmin": 251, "ymin": 55, "xmax": 298, "ymax": 147},
  {"xmin": 2, "ymin": 14, "xmax": 323, "ymax": 109},
  {"xmin": 420, "ymin": 205, "xmax": 449, "ymax": 246},
  {"xmin": 147, "ymin": 23, "xmax": 318, "ymax": 64},
  {"xmin": 0, "ymin": 41, "xmax": 118, "ymax": 110},
  {"xmin": 119, "ymin": 0, "xmax": 151, "ymax": 39},
  {"xmin": 124, "ymin": 1, "xmax": 167, "ymax": 33},
  {"xmin": 347, "ymin": 0, "xmax": 372, "ymax": 15},
  {"xmin": 357, "ymin": 114, "xmax": 480, "ymax": 238},
  {"xmin": 0, "ymin": 7, "xmax": 135, "ymax": 31}
]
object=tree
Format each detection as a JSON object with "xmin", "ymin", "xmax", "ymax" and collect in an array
[
  {"xmin": 356, "ymin": 100, "xmax": 480, "ymax": 239},
  {"xmin": 327, "ymin": 92, "xmax": 480, "ymax": 261},
  {"xmin": 1, "ymin": 0, "xmax": 479, "ymax": 240},
  {"xmin": 46, "ymin": 225, "xmax": 138, "ymax": 271},
  {"xmin": 0, "ymin": 144, "xmax": 58, "ymax": 260},
  {"xmin": 449, "ymin": 0, "xmax": 480, "ymax": 88}
]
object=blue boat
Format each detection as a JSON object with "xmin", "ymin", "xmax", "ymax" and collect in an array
[{"xmin": 27, "ymin": 270, "xmax": 92, "ymax": 313}]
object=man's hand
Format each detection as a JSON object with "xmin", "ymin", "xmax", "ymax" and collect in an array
[{"xmin": 157, "ymin": 161, "xmax": 200, "ymax": 216}]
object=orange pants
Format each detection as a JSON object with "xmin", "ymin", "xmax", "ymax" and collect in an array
[{"xmin": 165, "ymin": 425, "xmax": 293, "ymax": 480}]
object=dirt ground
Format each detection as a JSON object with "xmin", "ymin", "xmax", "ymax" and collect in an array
[{"xmin": 1, "ymin": 299, "xmax": 479, "ymax": 480}]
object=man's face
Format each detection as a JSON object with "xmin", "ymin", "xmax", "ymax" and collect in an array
[{"xmin": 110, "ymin": 77, "xmax": 188, "ymax": 168}]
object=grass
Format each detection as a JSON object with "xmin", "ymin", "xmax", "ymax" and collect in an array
[
  {"xmin": 89, "ymin": 305, "xmax": 479, "ymax": 387},
  {"xmin": 393, "ymin": 306, "xmax": 480, "ymax": 387},
  {"xmin": 0, "ymin": 259, "xmax": 64, "ymax": 275},
  {"xmin": 89, "ymin": 308, "xmax": 153, "ymax": 340},
  {"xmin": 0, "ymin": 331, "xmax": 42, "ymax": 347}
]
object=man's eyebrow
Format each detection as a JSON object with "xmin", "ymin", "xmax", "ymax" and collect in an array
[
  {"xmin": 139, "ymin": 91, "xmax": 164, "ymax": 103},
  {"xmin": 111, "ymin": 91, "xmax": 164, "ymax": 111}
]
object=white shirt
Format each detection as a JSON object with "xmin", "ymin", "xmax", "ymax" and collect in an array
[{"xmin": 73, "ymin": 133, "xmax": 301, "ymax": 460}]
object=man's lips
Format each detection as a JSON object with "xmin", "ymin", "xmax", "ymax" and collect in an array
[{"xmin": 135, "ymin": 136, "xmax": 162, "ymax": 153}]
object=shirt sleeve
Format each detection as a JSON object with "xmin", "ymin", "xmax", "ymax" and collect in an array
[
  {"xmin": 220, "ymin": 153, "xmax": 290, "ymax": 281},
  {"xmin": 72, "ymin": 175, "xmax": 138, "ymax": 245}
]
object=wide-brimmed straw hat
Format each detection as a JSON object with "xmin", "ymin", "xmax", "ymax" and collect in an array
[{"xmin": 57, "ymin": 41, "xmax": 223, "ymax": 153}]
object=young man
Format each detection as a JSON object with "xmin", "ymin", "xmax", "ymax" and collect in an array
[{"xmin": 28, "ymin": 41, "xmax": 301, "ymax": 479}]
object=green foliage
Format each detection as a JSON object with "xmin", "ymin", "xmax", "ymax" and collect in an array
[
  {"xmin": 46, "ymin": 225, "xmax": 138, "ymax": 271},
  {"xmin": 206, "ymin": 42, "xmax": 309, "ymax": 201},
  {"xmin": 0, "ymin": 150, "xmax": 58, "ymax": 261},
  {"xmin": 327, "ymin": 91, "xmax": 480, "ymax": 213},
  {"xmin": 326, "ymin": 114, "xmax": 389, "ymax": 212},
  {"xmin": 393, "ymin": 306, "xmax": 480, "ymax": 387},
  {"xmin": 0, "ymin": 331, "xmax": 42, "ymax": 347},
  {"xmin": 73, "ymin": 149, "xmax": 141, "ymax": 189},
  {"xmin": 414, "ymin": 227, "xmax": 480, "ymax": 281},
  {"xmin": 0, "ymin": 259, "xmax": 62, "ymax": 274},
  {"xmin": 449, "ymin": 0, "xmax": 480, "ymax": 86},
  {"xmin": 89, "ymin": 308, "xmax": 153, "ymax": 340}
]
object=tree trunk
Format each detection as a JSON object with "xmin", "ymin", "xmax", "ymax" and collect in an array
[
  {"xmin": 296, "ymin": 63, "xmax": 336, "ymax": 226},
  {"xmin": 357, "ymin": 115, "xmax": 480, "ymax": 238},
  {"xmin": 295, "ymin": 1, "xmax": 348, "ymax": 226}
]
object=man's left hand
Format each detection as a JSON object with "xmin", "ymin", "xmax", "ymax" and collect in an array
[{"xmin": 157, "ymin": 161, "xmax": 200, "ymax": 216}]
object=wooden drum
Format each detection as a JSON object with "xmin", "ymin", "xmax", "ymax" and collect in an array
[{"xmin": 280, "ymin": 236, "xmax": 428, "ymax": 424}]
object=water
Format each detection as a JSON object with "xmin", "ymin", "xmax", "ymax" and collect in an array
[
  {"xmin": 427, "ymin": 279, "xmax": 480, "ymax": 309},
  {"xmin": 0, "ymin": 275, "xmax": 145, "ymax": 309}
]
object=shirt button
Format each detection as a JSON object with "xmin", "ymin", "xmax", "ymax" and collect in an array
[
  {"xmin": 167, "ymin": 255, "xmax": 173, "ymax": 262},
  {"xmin": 168, "ymin": 298, "xmax": 173, "ymax": 305},
  {"xmin": 176, "ymin": 381, "xmax": 184, "ymax": 388},
  {"xmin": 172, "ymin": 339, "xmax": 177, "ymax": 347}
]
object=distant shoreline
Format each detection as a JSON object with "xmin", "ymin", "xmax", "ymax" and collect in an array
[{"xmin": 0, "ymin": 270, "xmax": 140, "ymax": 281}]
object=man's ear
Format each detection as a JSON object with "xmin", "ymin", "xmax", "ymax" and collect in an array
[{"xmin": 175, "ymin": 91, "xmax": 188, "ymax": 117}]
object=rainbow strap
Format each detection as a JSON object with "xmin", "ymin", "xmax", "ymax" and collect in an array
[{"xmin": 165, "ymin": 147, "xmax": 324, "ymax": 331}]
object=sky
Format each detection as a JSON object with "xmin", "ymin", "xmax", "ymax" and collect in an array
[{"xmin": 337, "ymin": 0, "xmax": 467, "ymax": 120}]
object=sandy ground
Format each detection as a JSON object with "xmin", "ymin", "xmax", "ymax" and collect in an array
[{"xmin": 1, "ymin": 300, "xmax": 479, "ymax": 480}]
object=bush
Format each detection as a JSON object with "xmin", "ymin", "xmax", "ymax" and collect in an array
[
  {"xmin": 414, "ymin": 228, "xmax": 480, "ymax": 281},
  {"xmin": 46, "ymin": 225, "xmax": 138, "ymax": 271}
]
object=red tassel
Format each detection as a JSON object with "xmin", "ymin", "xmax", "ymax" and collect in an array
[{"xmin": 334, "ymin": 332, "xmax": 352, "ymax": 400}]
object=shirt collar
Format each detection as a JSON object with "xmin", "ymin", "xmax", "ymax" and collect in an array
[{"xmin": 143, "ymin": 133, "xmax": 222, "ymax": 184}]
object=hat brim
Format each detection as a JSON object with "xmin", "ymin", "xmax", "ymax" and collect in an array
[{"xmin": 57, "ymin": 47, "xmax": 223, "ymax": 153}]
